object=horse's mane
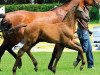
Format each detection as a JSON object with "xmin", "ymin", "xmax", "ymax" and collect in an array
[{"xmin": 50, "ymin": 0, "xmax": 71, "ymax": 11}]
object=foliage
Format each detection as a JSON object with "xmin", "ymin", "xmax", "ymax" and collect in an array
[{"xmin": 89, "ymin": 7, "xmax": 99, "ymax": 23}]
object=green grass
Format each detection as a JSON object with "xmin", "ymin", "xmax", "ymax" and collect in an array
[{"xmin": 0, "ymin": 52, "xmax": 100, "ymax": 75}]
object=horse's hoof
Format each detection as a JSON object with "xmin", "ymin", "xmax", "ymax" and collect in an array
[
  {"xmin": 48, "ymin": 66, "xmax": 52, "ymax": 71},
  {"xmin": 52, "ymin": 67, "xmax": 56, "ymax": 74},
  {"xmin": 17, "ymin": 61, "xmax": 22, "ymax": 69},
  {"xmin": 80, "ymin": 66, "xmax": 84, "ymax": 71},
  {"xmin": 13, "ymin": 72, "xmax": 16, "ymax": 75},
  {"xmin": 52, "ymin": 70, "xmax": 56, "ymax": 74},
  {"xmin": 34, "ymin": 67, "xmax": 38, "ymax": 72}
]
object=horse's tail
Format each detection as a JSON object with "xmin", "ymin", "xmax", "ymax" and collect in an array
[{"xmin": 8, "ymin": 25, "xmax": 27, "ymax": 34}]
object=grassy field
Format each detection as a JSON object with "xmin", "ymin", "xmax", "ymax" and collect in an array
[{"xmin": 0, "ymin": 52, "xmax": 100, "ymax": 75}]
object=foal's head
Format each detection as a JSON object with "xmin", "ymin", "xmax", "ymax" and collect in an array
[{"xmin": 62, "ymin": 5, "xmax": 78, "ymax": 24}]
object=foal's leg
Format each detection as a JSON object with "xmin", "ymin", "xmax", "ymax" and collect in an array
[
  {"xmin": 66, "ymin": 40, "xmax": 85, "ymax": 70},
  {"xmin": 26, "ymin": 50, "xmax": 38, "ymax": 71},
  {"xmin": 13, "ymin": 41, "xmax": 32, "ymax": 75},
  {"xmin": 26, "ymin": 42, "xmax": 38, "ymax": 71}
]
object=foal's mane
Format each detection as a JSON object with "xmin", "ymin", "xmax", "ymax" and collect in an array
[{"xmin": 62, "ymin": 5, "xmax": 78, "ymax": 21}]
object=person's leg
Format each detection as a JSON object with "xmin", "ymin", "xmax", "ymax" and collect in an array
[
  {"xmin": 86, "ymin": 38, "xmax": 94, "ymax": 68},
  {"xmin": 81, "ymin": 29, "xmax": 94, "ymax": 68},
  {"xmin": 75, "ymin": 29, "xmax": 94, "ymax": 68}
]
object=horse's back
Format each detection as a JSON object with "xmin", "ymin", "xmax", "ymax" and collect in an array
[{"xmin": 5, "ymin": 10, "xmax": 58, "ymax": 26}]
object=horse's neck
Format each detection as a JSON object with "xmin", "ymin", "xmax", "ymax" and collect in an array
[{"xmin": 51, "ymin": 0, "xmax": 80, "ymax": 20}]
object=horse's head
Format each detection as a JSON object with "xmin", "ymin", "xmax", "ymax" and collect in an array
[{"xmin": 84, "ymin": 0, "xmax": 100, "ymax": 8}]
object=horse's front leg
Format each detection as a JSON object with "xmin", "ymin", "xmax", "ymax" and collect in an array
[
  {"xmin": 48, "ymin": 44, "xmax": 58, "ymax": 71},
  {"xmin": 48, "ymin": 44, "xmax": 64, "ymax": 73}
]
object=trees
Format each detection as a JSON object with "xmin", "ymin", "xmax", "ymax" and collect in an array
[{"xmin": 0, "ymin": 0, "xmax": 68, "ymax": 4}]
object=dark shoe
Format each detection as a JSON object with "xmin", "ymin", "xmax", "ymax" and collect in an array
[
  {"xmin": 73, "ymin": 61, "xmax": 80, "ymax": 68},
  {"xmin": 88, "ymin": 66, "xmax": 95, "ymax": 69},
  {"xmin": 88, "ymin": 66, "xmax": 95, "ymax": 70}
]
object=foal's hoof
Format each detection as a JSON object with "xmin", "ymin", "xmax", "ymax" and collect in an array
[
  {"xmin": 80, "ymin": 66, "xmax": 84, "ymax": 71},
  {"xmin": 34, "ymin": 66, "xmax": 38, "ymax": 72},
  {"xmin": 73, "ymin": 61, "xmax": 79, "ymax": 68}
]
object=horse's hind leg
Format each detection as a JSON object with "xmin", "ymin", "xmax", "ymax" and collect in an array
[
  {"xmin": 66, "ymin": 40, "xmax": 85, "ymax": 70},
  {"xmin": 7, "ymin": 46, "xmax": 22, "ymax": 69},
  {"xmin": 48, "ymin": 44, "xmax": 59, "ymax": 71},
  {"xmin": 49, "ymin": 44, "xmax": 64, "ymax": 73},
  {"xmin": 13, "ymin": 41, "xmax": 32, "ymax": 75}
]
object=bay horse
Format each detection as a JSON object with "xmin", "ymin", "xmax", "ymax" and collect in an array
[
  {"xmin": 0, "ymin": 0, "xmax": 99, "ymax": 71},
  {"xmin": 12, "ymin": 5, "xmax": 86, "ymax": 75},
  {"xmin": 0, "ymin": 0, "xmax": 82, "ymax": 70}
]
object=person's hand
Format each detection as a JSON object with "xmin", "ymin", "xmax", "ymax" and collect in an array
[{"xmin": 88, "ymin": 30, "xmax": 92, "ymax": 36}]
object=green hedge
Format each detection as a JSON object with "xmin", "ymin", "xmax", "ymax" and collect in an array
[
  {"xmin": 1, "ymin": 4, "xmax": 61, "ymax": 12},
  {"xmin": 0, "ymin": 4, "xmax": 99, "ymax": 23},
  {"xmin": 89, "ymin": 7, "xmax": 99, "ymax": 23}
]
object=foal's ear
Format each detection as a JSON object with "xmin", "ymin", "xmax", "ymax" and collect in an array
[{"xmin": 76, "ymin": 7, "xmax": 84, "ymax": 12}]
